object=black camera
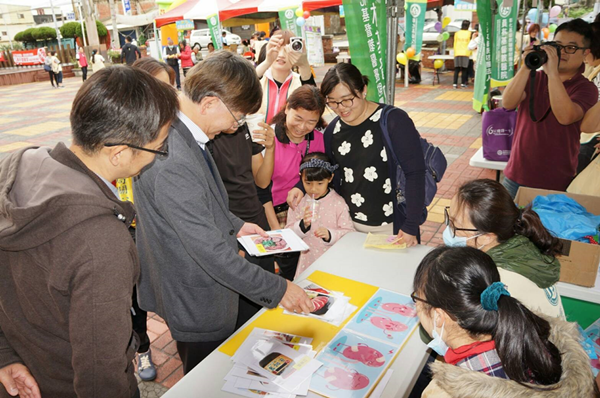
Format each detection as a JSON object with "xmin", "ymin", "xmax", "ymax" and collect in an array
[{"xmin": 524, "ymin": 42, "xmax": 561, "ymax": 70}]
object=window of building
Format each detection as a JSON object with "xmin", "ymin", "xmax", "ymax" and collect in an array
[
  {"xmin": 18, "ymin": 13, "xmax": 25, "ymax": 19},
  {"xmin": 1, "ymin": 31, "xmax": 7, "ymax": 36}
]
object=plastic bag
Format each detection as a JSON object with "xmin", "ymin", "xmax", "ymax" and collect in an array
[
  {"xmin": 532, "ymin": 194, "xmax": 600, "ymax": 242},
  {"xmin": 482, "ymin": 108, "xmax": 517, "ymax": 161}
]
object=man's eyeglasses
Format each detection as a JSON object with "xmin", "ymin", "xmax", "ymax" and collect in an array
[
  {"xmin": 444, "ymin": 206, "xmax": 478, "ymax": 238},
  {"xmin": 411, "ymin": 292, "xmax": 432, "ymax": 306},
  {"xmin": 104, "ymin": 142, "xmax": 168, "ymax": 157},
  {"xmin": 219, "ymin": 98, "xmax": 246, "ymax": 128},
  {"xmin": 326, "ymin": 96, "xmax": 356, "ymax": 110},
  {"xmin": 556, "ymin": 44, "xmax": 588, "ymax": 54}
]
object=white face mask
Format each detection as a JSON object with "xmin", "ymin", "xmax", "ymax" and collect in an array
[{"xmin": 426, "ymin": 312, "xmax": 449, "ymax": 356}]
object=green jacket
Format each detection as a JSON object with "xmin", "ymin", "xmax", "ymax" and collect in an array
[{"xmin": 486, "ymin": 235, "xmax": 560, "ymax": 289}]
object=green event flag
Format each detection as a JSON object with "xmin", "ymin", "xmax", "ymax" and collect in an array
[
  {"xmin": 279, "ymin": 7, "xmax": 302, "ymax": 37},
  {"xmin": 491, "ymin": 2, "xmax": 518, "ymax": 87},
  {"xmin": 342, "ymin": 0, "xmax": 387, "ymax": 102},
  {"xmin": 473, "ymin": 0, "xmax": 492, "ymax": 112},
  {"xmin": 404, "ymin": 0, "xmax": 427, "ymax": 56},
  {"xmin": 207, "ymin": 13, "xmax": 222, "ymax": 50}
]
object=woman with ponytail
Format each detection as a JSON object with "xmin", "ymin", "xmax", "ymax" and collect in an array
[
  {"xmin": 444, "ymin": 179, "xmax": 564, "ymax": 318},
  {"xmin": 414, "ymin": 246, "xmax": 595, "ymax": 397}
]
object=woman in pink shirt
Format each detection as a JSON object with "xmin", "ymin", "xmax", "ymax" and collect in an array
[
  {"xmin": 77, "ymin": 47, "xmax": 88, "ymax": 82},
  {"xmin": 267, "ymin": 85, "xmax": 326, "ymax": 228},
  {"xmin": 179, "ymin": 40, "xmax": 193, "ymax": 77}
]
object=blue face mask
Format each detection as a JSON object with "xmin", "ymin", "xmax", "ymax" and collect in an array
[
  {"xmin": 427, "ymin": 312, "xmax": 449, "ymax": 356},
  {"xmin": 443, "ymin": 226, "xmax": 483, "ymax": 247}
]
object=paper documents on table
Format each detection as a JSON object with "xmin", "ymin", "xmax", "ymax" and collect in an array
[
  {"xmin": 238, "ymin": 229, "xmax": 309, "ymax": 257},
  {"xmin": 363, "ymin": 233, "xmax": 407, "ymax": 250},
  {"xmin": 223, "ymin": 328, "xmax": 321, "ymax": 397},
  {"xmin": 281, "ymin": 280, "xmax": 357, "ymax": 327}
]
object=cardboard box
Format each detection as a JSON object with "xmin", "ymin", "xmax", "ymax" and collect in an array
[{"xmin": 515, "ymin": 187, "xmax": 600, "ymax": 288}]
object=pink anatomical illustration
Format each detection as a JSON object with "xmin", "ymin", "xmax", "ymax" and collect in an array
[
  {"xmin": 336, "ymin": 343, "xmax": 386, "ymax": 368},
  {"xmin": 321, "ymin": 366, "xmax": 370, "ymax": 391},
  {"xmin": 381, "ymin": 302, "xmax": 417, "ymax": 317},
  {"xmin": 253, "ymin": 235, "xmax": 288, "ymax": 251},
  {"xmin": 370, "ymin": 316, "xmax": 408, "ymax": 339}
]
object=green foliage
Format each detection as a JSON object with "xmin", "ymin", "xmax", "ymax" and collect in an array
[
  {"xmin": 0, "ymin": 42, "xmax": 24, "ymax": 51},
  {"xmin": 569, "ymin": 7, "xmax": 593, "ymax": 19},
  {"xmin": 76, "ymin": 20, "xmax": 108, "ymax": 40},
  {"xmin": 32, "ymin": 27, "xmax": 57, "ymax": 41},
  {"xmin": 21, "ymin": 28, "xmax": 36, "ymax": 42},
  {"xmin": 60, "ymin": 22, "xmax": 80, "ymax": 39},
  {"xmin": 14, "ymin": 31, "xmax": 24, "ymax": 42},
  {"xmin": 138, "ymin": 33, "xmax": 147, "ymax": 46}
]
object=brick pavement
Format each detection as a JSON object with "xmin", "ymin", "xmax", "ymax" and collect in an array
[{"xmin": 0, "ymin": 66, "xmax": 494, "ymax": 394}]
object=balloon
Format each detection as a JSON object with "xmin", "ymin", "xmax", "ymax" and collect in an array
[
  {"xmin": 303, "ymin": 10, "xmax": 310, "ymax": 19},
  {"xmin": 442, "ymin": 17, "xmax": 451, "ymax": 29},
  {"xmin": 542, "ymin": 27, "xmax": 549, "ymax": 39},
  {"xmin": 549, "ymin": 5, "xmax": 561, "ymax": 18},
  {"xmin": 442, "ymin": 31, "xmax": 450, "ymax": 41},
  {"xmin": 434, "ymin": 59, "xmax": 444, "ymax": 69},
  {"xmin": 396, "ymin": 53, "xmax": 408, "ymax": 65},
  {"xmin": 436, "ymin": 33, "xmax": 444, "ymax": 42},
  {"xmin": 296, "ymin": 16, "xmax": 306, "ymax": 26},
  {"xmin": 406, "ymin": 47, "xmax": 416, "ymax": 58},
  {"xmin": 295, "ymin": 8, "xmax": 303, "ymax": 17},
  {"xmin": 434, "ymin": 21, "xmax": 442, "ymax": 33},
  {"xmin": 549, "ymin": 23, "xmax": 557, "ymax": 33}
]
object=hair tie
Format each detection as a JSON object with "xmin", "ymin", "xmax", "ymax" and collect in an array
[
  {"xmin": 299, "ymin": 159, "xmax": 339, "ymax": 174},
  {"xmin": 480, "ymin": 282, "xmax": 510, "ymax": 311}
]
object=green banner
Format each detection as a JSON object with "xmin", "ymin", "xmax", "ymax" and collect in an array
[
  {"xmin": 404, "ymin": 0, "xmax": 427, "ymax": 56},
  {"xmin": 207, "ymin": 13, "xmax": 222, "ymax": 50},
  {"xmin": 473, "ymin": 0, "xmax": 492, "ymax": 112},
  {"xmin": 491, "ymin": 3, "xmax": 517, "ymax": 87},
  {"xmin": 279, "ymin": 7, "xmax": 301, "ymax": 37},
  {"xmin": 343, "ymin": 0, "xmax": 387, "ymax": 102}
]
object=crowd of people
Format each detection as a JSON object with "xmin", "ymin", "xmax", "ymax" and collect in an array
[{"xmin": 0, "ymin": 17, "xmax": 599, "ymax": 398}]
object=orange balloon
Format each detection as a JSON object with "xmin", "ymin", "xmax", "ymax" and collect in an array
[
  {"xmin": 542, "ymin": 27, "xmax": 550, "ymax": 39},
  {"xmin": 406, "ymin": 47, "xmax": 416, "ymax": 58}
]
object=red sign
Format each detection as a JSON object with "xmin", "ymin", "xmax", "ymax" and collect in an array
[
  {"xmin": 12, "ymin": 48, "xmax": 47, "ymax": 66},
  {"xmin": 0, "ymin": 51, "xmax": 6, "ymax": 62}
]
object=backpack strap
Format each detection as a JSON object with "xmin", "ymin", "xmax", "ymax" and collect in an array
[{"xmin": 378, "ymin": 104, "xmax": 401, "ymax": 168}]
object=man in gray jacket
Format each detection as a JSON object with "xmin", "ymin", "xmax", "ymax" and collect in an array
[{"xmin": 134, "ymin": 52, "xmax": 313, "ymax": 374}]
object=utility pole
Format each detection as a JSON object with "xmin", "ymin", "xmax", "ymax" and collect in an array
[
  {"xmin": 49, "ymin": 0, "xmax": 62, "ymax": 51},
  {"xmin": 109, "ymin": 0, "xmax": 119, "ymax": 49},
  {"xmin": 81, "ymin": 0, "xmax": 100, "ymax": 49},
  {"xmin": 386, "ymin": 0, "xmax": 400, "ymax": 104},
  {"xmin": 77, "ymin": 0, "xmax": 87, "ymax": 47}
]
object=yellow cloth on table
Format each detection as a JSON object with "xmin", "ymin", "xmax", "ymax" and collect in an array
[{"xmin": 219, "ymin": 271, "xmax": 379, "ymax": 357}]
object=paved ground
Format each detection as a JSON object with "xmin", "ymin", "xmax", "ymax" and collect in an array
[{"xmin": 0, "ymin": 64, "xmax": 494, "ymax": 394}]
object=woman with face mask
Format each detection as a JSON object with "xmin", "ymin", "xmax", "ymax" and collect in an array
[
  {"xmin": 412, "ymin": 246, "xmax": 595, "ymax": 397},
  {"xmin": 444, "ymin": 179, "xmax": 564, "ymax": 318}
]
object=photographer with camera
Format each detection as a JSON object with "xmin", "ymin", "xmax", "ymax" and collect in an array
[{"xmin": 501, "ymin": 19, "xmax": 598, "ymax": 198}]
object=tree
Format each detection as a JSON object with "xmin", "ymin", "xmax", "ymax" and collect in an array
[
  {"xmin": 21, "ymin": 28, "xmax": 36, "ymax": 42},
  {"xmin": 60, "ymin": 22, "xmax": 80, "ymax": 39},
  {"xmin": 75, "ymin": 20, "xmax": 108, "ymax": 40},
  {"xmin": 14, "ymin": 31, "xmax": 24, "ymax": 42},
  {"xmin": 32, "ymin": 27, "xmax": 57, "ymax": 41}
]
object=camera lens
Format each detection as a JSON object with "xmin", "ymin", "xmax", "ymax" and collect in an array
[
  {"xmin": 525, "ymin": 51, "xmax": 547, "ymax": 70},
  {"xmin": 291, "ymin": 41, "xmax": 302, "ymax": 52}
]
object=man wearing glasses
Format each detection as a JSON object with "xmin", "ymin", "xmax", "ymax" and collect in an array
[
  {"xmin": 133, "ymin": 51, "xmax": 313, "ymax": 375},
  {"xmin": 0, "ymin": 66, "xmax": 178, "ymax": 398},
  {"xmin": 502, "ymin": 18, "xmax": 598, "ymax": 198}
]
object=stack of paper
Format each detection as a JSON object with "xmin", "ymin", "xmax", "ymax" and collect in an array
[
  {"xmin": 363, "ymin": 233, "xmax": 407, "ymax": 250},
  {"xmin": 223, "ymin": 328, "xmax": 323, "ymax": 398},
  {"xmin": 238, "ymin": 229, "xmax": 310, "ymax": 257},
  {"xmin": 281, "ymin": 280, "xmax": 357, "ymax": 327}
]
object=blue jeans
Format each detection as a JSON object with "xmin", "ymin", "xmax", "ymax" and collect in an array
[{"xmin": 502, "ymin": 176, "xmax": 522, "ymax": 199}]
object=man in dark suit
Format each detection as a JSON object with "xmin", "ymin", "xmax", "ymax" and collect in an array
[{"xmin": 133, "ymin": 51, "xmax": 313, "ymax": 374}]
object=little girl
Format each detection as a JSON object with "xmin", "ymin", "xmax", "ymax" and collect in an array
[{"xmin": 286, "ymin": 152, "xmax": 355, "ymax": 279}]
